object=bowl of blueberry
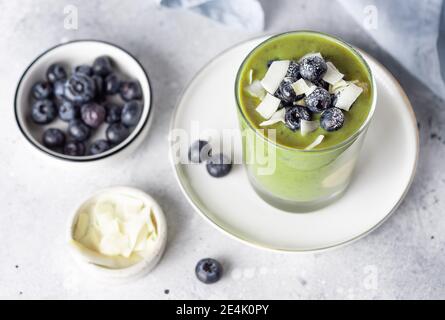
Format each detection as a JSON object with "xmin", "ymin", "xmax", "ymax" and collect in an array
[{"xmin": 14, "ymin": 40, "xmax": 152, "ymax": 162}]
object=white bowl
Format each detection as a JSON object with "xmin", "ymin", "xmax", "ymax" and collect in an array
[
  {"xmin": 14, "ymin": 40, "xmax": 153, "ymax": 163},
  {"xmin": 67, "ymin": 187, "xmax": 167, "ymax": 283}
]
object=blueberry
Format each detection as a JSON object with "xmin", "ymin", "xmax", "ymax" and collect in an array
[
  {"xmin": 42, "ymin": 128, "xmax": 65, "ymax": 149},
  {"xmin": 188, "ymin": 140, "xmax": 211, "ymax": 163},
  {"xmin": 206, "ymin": 153, "xmax": 232, "ymax": 178},
  {"xmin": 58, "ymin": 100, "xmax": 79, "ymax": 122},
  {"xmin": 88, "ymin": 139, "xmax": 111, "ymax": 155},
  {"xmin": 299, "ymin": 56, "xmax": 327, "ymax": 82},
  {"xmin": 286, "ymin": 61, "xmax": 300, "ymax": 81},
  {"xmin": 68, "ymin": 119, "xmax": 91, "ymax": 142},
  {"xmin": 104, "ymin": 73, "xmax": 120, "ymax": 95},
  {"xmin": 106, "ymin": 123, "xmax": 130, "ymax": 144},
  {"xmin": 120, "ymin": 81, "xmax": 142, "ymax": 101},
  {"xmin": 195, "ymin": 258, "xmax": 223, "ymax": 284},
  {"xmin": 304, "ymin": 87, "xmax": 331, "ymax": 113},
  {"xmin": 74, "ymin": 65, "xmax": 93, "ymax": 76},
  {"xmin": 284, "ymin": 106, "xmax": 311, "ymax": 131},
  {"xmin": 53, "ymin": 80, "xmax": 65, "ymax": 100},
  {"xmin": 320, "ymin": 107, "xmax": 345, "ymax": 131},
  {"xmin": 314, "ymin": 79, "xmax": 329, "ymax": 90},
  {"xmin": 93, "ymin": 56, "xmax": 113, "ymax": 77},
  {"xmin": 92, "ymin": 75, "xmax": 104, "ymax": 99},
  {"xmin": 121, "ymin": 100, "xmax": 142, "ymax": 127},
  {"xmin": 31, "ymin": 81, "xmax": 52, "ymax": 100},
  {"xmin": 46, "ymin": 63, "xmax": 67, "ymax": 83},
  {"xmin": 274, "ymin": 77, "xmax": 300, "ymax": 104},
  {"xmin": 105, "ymin": 103, "xmax": 122, "ymax": 124},
  {"xmin": 64, "ymin": 73, "xmax": 96, "ymax": 105},
  {"xmin": 31, "ymin": 99, "xmax": 57, "ymax": 124},
  {"xmin": 81, "ymin": 103, "xmax": 106, "ymax": 128},
  {"xmin": 64, "ymin": 141, "xmax": 85, "ymax": 156}
]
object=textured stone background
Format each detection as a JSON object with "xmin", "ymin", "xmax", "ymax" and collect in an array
[{"xmin": 0, "ymin": 0, "xmax": 443, "ymax": 299}]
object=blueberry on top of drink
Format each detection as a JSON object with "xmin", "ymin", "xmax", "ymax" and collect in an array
[
  {"xmin": 28, "ymin": 56, "xmax": 144, "ymax": 157},
  {"xmin": 243, "ymin": 48, "xmax": 368, "ymax": 150}
]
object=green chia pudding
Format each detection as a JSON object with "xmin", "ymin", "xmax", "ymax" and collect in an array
[{"xmin": 235, "ymin": 32, "xmax": 376, "ymax": 212}]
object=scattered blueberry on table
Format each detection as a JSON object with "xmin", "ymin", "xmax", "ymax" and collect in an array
[
  {"xmin": 188, "ymin": 140, "xmax": 212, "ymax": 164},
  {"xmin": 195, "ymin": 258, "xmax": 223, "ymax": 284},
  {"xmin": 206, "ymin": 153, "xmax": 232, "ymax": 178},
  {"xmin": 29, "ymin": 56, "xmax": 144, "ymax": 157}
]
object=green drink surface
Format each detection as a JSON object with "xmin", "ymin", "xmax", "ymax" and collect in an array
[{"xmin": 236, "ymin": 32, "xmax": 374, "ymax": 150}]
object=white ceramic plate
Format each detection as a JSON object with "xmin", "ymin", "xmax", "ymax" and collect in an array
[{"xmin": 169, "ymin": 37, "xmax": 419, "ymax": 252}]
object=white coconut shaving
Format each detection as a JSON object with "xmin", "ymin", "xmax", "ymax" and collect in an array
[
  {"xmin": 256, "ymin": 93, "xmax": 281, "ymax": 119},
  {"xmin": 245, "ymin": 79, "xmax": 266, "ymax": 99},
  {"xmin": 334, "ymin": 83, "xmax": 363, "ymax": 111},
  {"xmin": 300, "ymin": 120, "xmax": 319, "ymax": 136},
  {"xmin": 291, "ymin": 79, "xmax": 316, "ymax": 96},
  {"xmin": 322, "ymin": 61, "xmax": 344, "ymax": 85},
  {"xmin": 260, "ymin": 60, "xmax": 290, "ymax": 94},
  {"xmin": 260, "ymin": 108, "xmax": 285, "ymax": 126},
  {"xmin": 305, "ymin": 135, "xmax": 325, "ymax": 150}
]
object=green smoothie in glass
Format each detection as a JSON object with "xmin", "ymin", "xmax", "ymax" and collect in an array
[{"xmin": 235, "ymin": 31, "xmax": 376, "ymax": 212}]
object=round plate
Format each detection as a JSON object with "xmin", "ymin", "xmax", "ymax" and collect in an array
[{"xmin": 169, "ymin": 36, "xmax": 419, "ymax": 252}]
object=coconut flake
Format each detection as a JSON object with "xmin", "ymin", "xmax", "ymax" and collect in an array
[
  {"xmin": 300, "ymin": 120, "xmax": 319, "ymax": 136},
  {"xmin": 322, "ymin": 62, "xmax": 344, "ymax": 85},
  {"xmin": 245, "ymin": 80, "xmax": 266, "ymax": 99},
  {"xmin": 334, "ymin": 83, "xmax": 363, "ymax": 111},
  {"xmin": 256, "ymin": 93, "xmax": 281, "ymax": 119},
  {"xmin": 291, "ymin": 79, "xmax": 316, "ymax": 96},
  {"xmin": 305, "ymin": 135, "xmax": 324, "ymax": 150},
  {"xmin": 260, "ymin": 108, "xmax": 285, "ymax": 126},
  {"xmin": 329, "ymin": 79, "xmax": 348, "ymax": 94},
  {"xmin": 260, "ymin": 60, "xmax": 290, "ymax": 94},
  {"xmin": 294, "ymin": 98, "xmax": 306, "ymax": 106},
  {"xmin": 299, "ymin": 52, "xmax": 323, "ymax": 61}
]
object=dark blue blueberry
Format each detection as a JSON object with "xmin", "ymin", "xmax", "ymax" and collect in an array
[
  {"xmin": 206, "ymin": 153, "xmax": 232, "ymax": 178},
  {"xmin": 105, "ymin": 103, "xmax": 122, "ymax": 124},
  {"xmin": 32, "ymin": 81, "xmax": 52, "ymax": 100},
  {"xmin": 46, "ymin": 63, "xmax": 67, "ymax": 83},
  {"xmin": 42, "ymin": 128, "xmax": 65, "ymax": 149},
  {"xmin": 81, "ymin": 103, "xmax": 106, "ymax": 128},
  {"xmin": 274, "ymin": 77, "xmax": 300, "ymax": 104},
  {"xmin": 53, "ymin": 80, "xmax": 65, "ymax": 100},
  {"xmin": 188, "ymin": 140, "xmax": 211, "ymax": 163},
  {"xmin": 92, "ymin": 75, "xmax": 104, "ymax": 99},
  {"xmin": 284, "ymin": 106, "xmax": 311, "ymax": 131},
  {"xmin": 320, "ymin": 107, "xmax": 345, "ymax": 131},
  {"xmin": 304, "ymin": 87, "xmax": 331, "ymax": 113},
  {"xmin": 121, "ymin": 100, "xmax": 142, "ymax": 127},
  {"xmin": 299, "ymin": 56, "xmax": 327, "ymax": 82},
  {"xmin": 64, "ymin": 141, "xmax": 85, "ymax": 156},
  {"xmin": 64, "ymin": 73, "xmax": 96, "ymax": 105},
  {"xmin": 286, "ymin": 61, "xmax": 300, "ymax": 81},
  {"xmin": 314, "ymin": 79, "xmax": 329, "ymax": 90},
  {"xmin": 195, "ymin": 258, "xmax": 223, "ymax": 284},
  {"xmin": 106, "ymin": 123, "xmax": 130, "ymax": 144},
  {"xmin": 31, "ymin": 99, "xmax": 57, "ymax": 124},
  {"xmin": 68, "ymin": 119, "xmax": 91, "ymax": 142},
  {"xmin": 120, "ymin": 81, "xmax": 142, "ymax": 101},
  {"xmin": 88, "ymin": 139, "xmax": 111, "ymax": 155},
  {"xmin": 74, "ymin": 65, "xmax": 93, "ymax": 76},
  {"xmin": 104, "ymin": 73, "xmax": 120, "ymax": 95},
  {"xmin": 58, "ymin": 100, "xmax": 79, "ymax": 122},
  {"xmin": 93, "ymin": 56, "xmax": 113, "ymax": 77}
]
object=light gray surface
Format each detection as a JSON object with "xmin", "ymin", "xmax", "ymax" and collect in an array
[{"xmin": 0, "ymin": 0, "xmax": 443, "ymax": 300}]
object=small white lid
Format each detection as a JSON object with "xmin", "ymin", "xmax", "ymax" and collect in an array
[{"xmin": 67, "ymin": 186, "xmax": 167, "ymax": 284}]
